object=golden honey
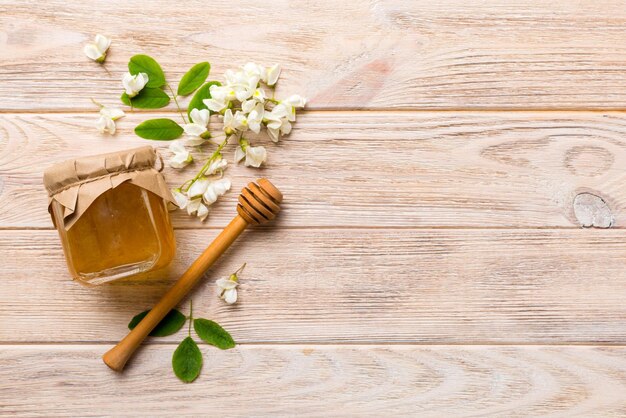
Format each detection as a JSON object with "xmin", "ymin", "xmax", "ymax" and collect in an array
[
  {"xmin": 44, "ymin": 146, "xmax": 177, "ymax": 285},
  {"xmin": 51, "ymin": 183, "xmax": 175, "ymax": 284}
]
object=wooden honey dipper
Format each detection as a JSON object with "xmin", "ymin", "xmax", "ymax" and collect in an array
[{"xmin": 103, "ymin": 178, "xmax": 283, "ymax": 372}]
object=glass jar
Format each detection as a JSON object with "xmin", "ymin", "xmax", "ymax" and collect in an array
[{"xmin": 44, "ymin": 146, "xmax": 176, "ymax": 285}]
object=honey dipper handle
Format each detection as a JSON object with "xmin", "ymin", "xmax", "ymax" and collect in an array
[{"xmin": 102, "ymin": 215, "xmax": 249, "ymax": 372}]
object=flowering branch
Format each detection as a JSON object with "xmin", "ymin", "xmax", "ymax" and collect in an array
[
  {"xmin": 168, "ymin": 62, "xmax": 306, "ymax": 221},
  {"xmin": 85, "ymin": 36, "xmax": 305, "ymax": 221}
]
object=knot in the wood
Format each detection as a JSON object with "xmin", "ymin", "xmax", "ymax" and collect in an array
[{"xmin": 573, "ymin": 193, "xmax": 613, "ymax": 228}]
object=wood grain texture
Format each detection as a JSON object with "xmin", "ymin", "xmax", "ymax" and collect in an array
[
  {"xmin": 3, "ymin": 1, "xmax": 626, "ymax": 110},
  {"xmin": 2, "ymin": 345, "xmax": 626, "ymax": 417},
  {"xmin": 2, "ymin": 228, "xmax": 626, "ymax": 344},
  {"xmin": 2, "ymin": 111, "xmax": 626, "ymax": 229},
  {"xmin": 2, "ymin": 0, "xmax": 626, "ymax": 414}
]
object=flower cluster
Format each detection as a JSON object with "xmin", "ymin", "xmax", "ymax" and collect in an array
[
  {"xmin": 200, "ymin": 63, "xmax": 306, "ymax": 167},
  {"xmin": 170, "ymin": 62, "xmax": 305, "ymax": 221},
  {"xmin": 170, "ymin": 155, "xmax": 231, "ymax": 221}
]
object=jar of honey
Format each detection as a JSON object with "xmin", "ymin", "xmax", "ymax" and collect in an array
[{"xmin": 44, "ymin": 146, "xmax": 176, "ymax": 285}]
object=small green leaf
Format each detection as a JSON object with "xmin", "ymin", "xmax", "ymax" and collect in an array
[
  {"xmin": 129, "ymin": 54, "xmax": 166, "ymax": 88},
  {"xmin": 134, "ymin": 118, "xmax": 183, "ymax": 141},
  {"xmin": 121, "ymin": 87, "xmax": 170, "ymax": 109},
  {"xmin": 193, "ymin": 318, "xmax": 236, "ymax": 350},
  {"xmin": 177, "ymin": 62, "xmax": 211, "ymax": 96},
  {"xmin": 128, "ymin": 309, "xmax": 187, "ymax": 337},
  {"xmin": 187, "ymin": 81, "xmax": 221, "ymax": 117},
  {"xmin": 172, "ymin": 337, "xmax": 202, "ymax": 383}
]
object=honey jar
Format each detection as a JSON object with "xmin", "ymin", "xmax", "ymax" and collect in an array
[{"xmin": 44, "ymin": 146, "xmax": 176, "ymax": 285}]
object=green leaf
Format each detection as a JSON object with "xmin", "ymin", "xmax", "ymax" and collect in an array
[
  {"xmin": 187, "ymin": 81, "xmax": 221, "ymax": 117},
  {"xmin": 128, "ymin": 309, "xmax": 187, "ymax": 337},
  {"xmin": 193, "ymin": 318, "xmax": 236, "ymax": 350},
  {"xmin": 121, "ymin": 87, "xmax": 170, "ymax": 109},
  {"xmin": 129, "ymin": 54, "xmax": 166, "ymax": 88},
  {"xmin": 172, "ymin": 337, "xmax": 202, "ymax": 383},
  {"xmin": 134, "ymin": 118, "xmax": 183, "ymax": 141},
  {"xmin": 177, "ymin": 62, "xmax": 211, "ymax": 96}
]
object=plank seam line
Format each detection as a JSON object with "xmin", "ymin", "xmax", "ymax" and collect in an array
[
  {"xmin": 0, "ymin": 226, "xmax": 621, "ymax": 232},
  {"xmin": 2, "ymin": 342, "xmax": 626, "ymax": 347},
  {"xmin": 4, "ymin": 108, "xmax": 626, "ymax": 115}
]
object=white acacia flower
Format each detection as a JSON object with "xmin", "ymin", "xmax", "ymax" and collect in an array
[
  {"xmin": 203, "ymin": 84, "xmax": 235, "ymax": 113},
  {"xmin": 267, "ymin": 118, "xmax": 292, "ymax": 142},
  {"xmin": 95, "ymin": 106, "xmax": 124, "ymax": 135},
  {"xmin": 246, "ymin": 103, "xmax": 265, "ymax": 134},
  {"xmin": 173, "ymin": 178, "xmax": 230, "ymax": 221},
  {"xmin": 252, "ymin": 88, "xmax": 267, "ymax": 103},
  {"xmin": 243, "ymin": 62, "xmax": 265, "ymax": 80},
  {"xmin": 243, "ymin": 63, "xmax": 280, "ymax": 86},
  {"xmin": 183, "ymin": 108, "xmax": 210, "ymax": 143},
  {"xmin": 122, "ymin": 72, "xmax": 149, "ymax": 98},
  {"xmin": 196, "ymin": 202, "xmax": 209, "ymax": 220},
  {"xmin": 223, "ymin": 109, "xmax": 248, "ymax": 135},
  {"xmin": 236, "ymin": 145, "xmax": 267, "ymax": 167},
  {"xmin": 265, "ymin": 64, "xmax": 281, "ymax": 86},
  {"xmin": 265, "ymin": 105, "xmax": 292, "ymax": 142},
  {"xmin": 183, "ymin": 136, "xmax": 209, "ymax": 147},
  {"xmin": 241, "ymin": 99, "xmax": 256, "ymax": 114},
  {"xmin": 234, "ymin": 146, "xmax": 245, "ymax": 164},
  {"xmin": 203, "ymin": 98, "xmax": 226, "ymax": 113},
  {"xmin": 216, "ymin": 275, "xmax": 239, "ymax": 304},
  {"xmin": 187, "ymin": 178, "xmax": 211, "ymax": 198},
  {"xmin": 171, "ymin": 189, "xmax": 189, "ymax": 209},
  {"xmin": 168, "ymin": 141, "xmax": 193, "ymax": 169},
  {"xmin": 284, "ymin": 94, "xmax": 307, "ymax": 109},
  {"xmin": 84, "ymin": 34, "xmax": 111, "ymax": 63},
  {"xmin": 186, "ymin": 198, "xmax": 209, "ymax": 221},
  {"xmin": 206, "ymin": 157, "xmax": 227, "ymax": 175},
  {"xmin": 276, "ymin": 96, "xmax": 306, "ymax": 123},
  {"xmin": 267, "ymin": 102, "xmax": 289, "ymax": 118},
  {"xmin": 203, "ymin": 178, "xmax": 231, "ymax": 205},
  {"xmin": 245, "ymin": 145, "xmax": 267, "ymax": 167},
  {"xmin": 225, "ymin": 69, "xmax": 259, "ymax": 102}
]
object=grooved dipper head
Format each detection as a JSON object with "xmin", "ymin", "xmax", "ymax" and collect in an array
[{"xmin": 237, "ymin": 178, "xmax": 283, "ymax": 225}]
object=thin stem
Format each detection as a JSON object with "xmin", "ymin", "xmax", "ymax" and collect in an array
[
  {"xmin": 167, "ymin": 83, "xmax": 187, "ymax": 124},
  {"xmin": 180, "ymin": 135, "xmax": 231, "ymax": 192},
  {"xmin": 235, "ymin": 262, "xmax": 247, "ymax": 275},
  {"xmin": 90, "ymin": 98, "xmax": 104, "ymax": 108},
  {"xmin": 238, "ymin": 136, "xmax": 249, "ymax": 150},
  {"xmin": 188, "ymin": 299, "xmax": 193, "ymax": 337},
  {"xmin": 101, "ymin": 63, "xmax": 112, "ymax": 76},
  {"xmin": 179, "ymin": 179, "xmax": 194, "ymax": 192}
]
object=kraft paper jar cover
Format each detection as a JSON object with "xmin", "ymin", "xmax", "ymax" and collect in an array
[{"xmin": 43, "ymin": 146, "xmax": 175, "ymax": 230}]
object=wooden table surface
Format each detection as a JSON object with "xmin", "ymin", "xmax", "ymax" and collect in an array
[{"xmin": 2, "ymin": 0, "xmax": 626, "ymax": 416}]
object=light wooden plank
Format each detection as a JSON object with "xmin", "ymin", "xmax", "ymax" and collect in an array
[
  {"xmin": 2, "ymin": 111, "xmax": 626, "ymax": 229},
  {"xmin": 2, "ymin": 229, "xmax": 626, "ymax": 343},
  {"xmin": 2, "ymin": 345, "xmax": 626, "ymax": 416},
  {"xmin": 3, "ymin": 1, "xmax": 626, "ymax": 110}
]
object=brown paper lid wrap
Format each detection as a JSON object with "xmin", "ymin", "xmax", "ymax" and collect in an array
[{"xmin": 43, "ymin": 146, "xmax": 174, "ymax": 230}]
